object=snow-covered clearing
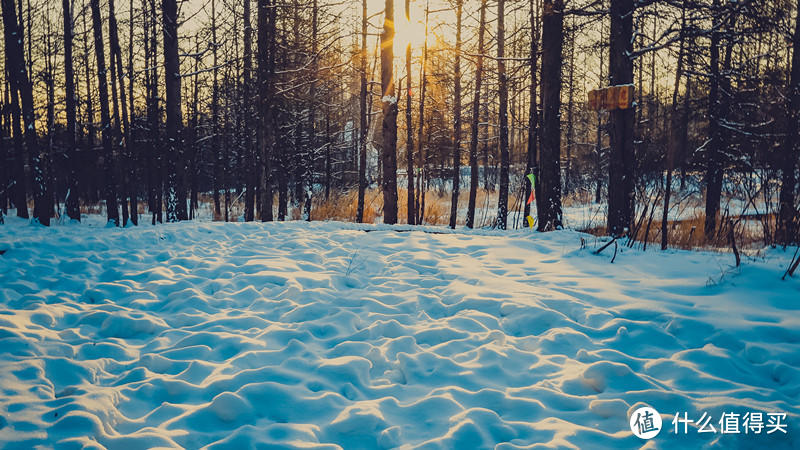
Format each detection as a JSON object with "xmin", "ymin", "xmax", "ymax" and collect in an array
[{"xmin": 0, "ymin": 218, "xmax": 798, "ymax": 448}]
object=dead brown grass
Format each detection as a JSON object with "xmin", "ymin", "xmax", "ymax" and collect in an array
[{"xmin": 581, "ymin": 211, "xmax": 772, "ymax": 251}]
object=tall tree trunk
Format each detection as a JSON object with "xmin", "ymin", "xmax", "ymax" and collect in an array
[
  {"xmin": 109, "ymin": 0, "xmax": 131, "ymax": 225},
  {"xmin": 189, "ymin": 36, "xmax": 200, "ymax": 220},
  {"xmin": 564, "ymin": 14, "xmax": 574, "ymax": 196},
  {"xmin": 1, "ymin": 19, "xmax": 28, "ymax": 219},
  {"xmin": 8, "ymin": 0, "xmax": 48, "ymax": 225},
  {"xmin": 83, "ymin": 2, "xmax": 97, "ymax": 204},
  {"xmin": 778, "ymin": 0, "xmax": 800, "ymax": 244},
  {"xmin": 128, "ymin": 0, "xmax": 137, "ymax": 224},
  {"xmin": 257, "ymin": 0, "xmax": 275, "ymax": 221},
  {"xmin": 466, "ymin": 0, "xmax": 487, "ymax": 229},
  {"xmin": 146, "ymin": 0, "xmax": 162, "ymax": 224},
  {"xmin": 212, "ymin": 0, "xmax": 221, "ymax": 218},
  {"xmin": 380, "ymin": 0, "xmax": 399, "ymax": 224},
  {"xmin": 607, "ymin": 0, "xmax": 635, "ymax": 235},
  {"xmin": 45, "ymin": 20, "xmax": 56, "ymax": 219},
  {"xmin": 244, "ymin": 0, "xmax": 256, "ymax": 221},
  {"xmin": 416, "ymin": 1, "xmax": 429, "ymax": 224},
  {"xmin": 448, "ymin": 0, "xmax": 463, "ymax": 228},
  {"xmin": 162, "ymin": 0, "xmax": 183, "ymax": 222},
  {"xmin": 63, "ymin": 0, "xmax": 79, "ymax": 221},
  {"xmin": 662, "ymin": 1, "xmax": 687, "ymax": 250},
  {"xmin": 357, "ymin": 0, "xmax": 368, "ymax": 222},
  {"xmin": 496, "ymin": 0, "xmax": 510, "ymax": 230},
  {"xmin": 523, "ymin": 0, "xmax": 539, "ymax": 227},
  {"xmin": 704, "ymin": 0, "xmax": 722, "ymax": 239},
  {"xmin": 405, "ymin": 0, "xmax": 415, "ymax": 225},
  {"xmin": 90, "ymin": 0, "xmax": 119, "ymax": 225},
  {"xmin": 537, "ymin": 0, "xmax": 563, "ymax": 231},
  {"xmin": 306, "ymin": 0, "xmax": 318, "ymax": 221}
]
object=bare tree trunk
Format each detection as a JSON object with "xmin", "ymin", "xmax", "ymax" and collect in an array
[
  {"xmin": 212, "ymin": 0, "xmax": 221, "ymax": 218},
  {"xmin": 662, "ymin": 1, "xmax": 687, "ymax": 250},
  {"xmin": 496, "ymin": 0, "xmax": 509, "ymax": 230},
  {"xmin": 2, "ymin": 0, "xmax": 29, "ymax": 219},
  {"xmin": 45, "ymin": 20, "xmax": 56, "ymax": 219},
  {"xmin": 704, "ymin": 0, "xmax": 723, "ymax": 239},
  {"xmin": 564, "ymin": 14, "xmax": 574, "ymax": 197},
  {"xmin": 416, "ymin": 1, "xmax": 429, "ymax": 224},
  {"xmin": 63, "ymin": 0, "xmax": 79, "ymax": 221},
  {"xmin": 90, "ymin": 0, "xmax": 119, "ymax": 225},
  {"xmin": 7, "ymin": 0, "xmax": 48, "ymax": 225},
  {"xmin": 404, "ymin": 0, "xmax": 415, "ymax": 224},
  {"xmin": 109, "ymin": 0, "xmax": 131, "ymax": 225},
  {"xmin": 466, "ymin": 0, "xmax": 487, "ymax": 229},
  {"xmin": 4, "ymin": 66, "xmax": 28, "ymax": 218},
  {"xmin": 146, "ymin": 0, "xmax": 162, "ymax": 224},
  {"xmin": 357, "ymin": 0, "xmax": 368, "ymax": 222},
  {"xmin": 607, "ymin": 0, "xmax": 635, "ymax": 235},
  {"xmin": 189, "ymin": 36, "xmax": 200, "ymax": 220},
  {"xmin": 380, "ymin": 0, "xmax": 399, "ymax": 224},
  {"xmin": 537, "ymin": 0, "xmax": 563, "ymax": 231},
  {"xmin": 448, "ymin": 0, "xmax": 463, "ymax": 228},
  {"xmin": 128, "ymin": 0, "xmax": 137, "ymax": 224},
  {"xmin": 244, "ymin": 0, "xmax": 256, "ymax": 221},
  {"xmin": 83, "ymin": 3, "xmax": 97, "ymax": 204},
  {"xmin": 778, "ymin": 0, "xmax": 800, "ymax": 245},
  {"xmin": 524, "ymin": 0, "xmax": 540, "ymax": 226},
  {"xmin": 306, "ymin": 0, "xmax": 319, "ymax": 221},
  {"xmin": 257, "ymin": 0, "xmax": 275, "ymax": 221},
  {"xmin": 162, "ymin": 0, "xmax": 183, "ymax": 222}
]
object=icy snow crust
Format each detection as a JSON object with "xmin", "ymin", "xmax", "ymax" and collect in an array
[{"xmin": 0, "ymin": 218, "xmax": 798, "ymax": 449}]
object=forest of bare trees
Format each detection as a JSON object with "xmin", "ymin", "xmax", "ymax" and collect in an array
[{"xmin": 1, "ymin": 0, "xmax": 799, "ymax": 248}]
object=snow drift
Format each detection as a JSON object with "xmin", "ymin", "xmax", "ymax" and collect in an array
[{"xmin": 0, "ymin": 218, "xmax": 797, "ymax": 448}]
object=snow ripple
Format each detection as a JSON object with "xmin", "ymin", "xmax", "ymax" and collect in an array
[{"xmin": 0, "ymin": 219, "xmax": 798, "ymax": 448}]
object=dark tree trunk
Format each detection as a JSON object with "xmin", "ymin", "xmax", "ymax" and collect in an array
[
  {"xmin": 662, "ymin": 2, "xmax": 687, "ymax": 250},
  {"xmin": 109, "ymin": 0, "xmax": 131, "ymax": 225},
  {"xmin": 466, "ymin": 0, "xmax": 486, "ymax": 229},
  {"xmin": 564, "ymin": 15, "xmax": 574, "ymax": 196},
  {"xmin": 405, "ymin": 0, "xmax": 415, "ymax": 225},
  {"xmin": 244, "ymin": 0, "xmax": 256, "ymax": 221},
  {"xmin": 128, "ymin": 0, "xmax": 137, "ymax": 224},
  {"xmin": 704, "ymin": 0, "xmax": 722, "ymax": 239},
  {"xmin": 496, "ymin": 0, "xmax": 509, "ymax": 230},
  {"xmin": 778, "ymin": 0, "xmax": 800, "ymax": 245},
  {"xmin": 523, "ymin": 0, "xmax": 539, "ymax": 227},
  {"xmin": 2, "ymin": 0, "xmax": 27, "ymax": 218},
  {"xmin": 357, "ymin": 0, "xmax": 367, "ymax": 222},
  {"xmin": 63, "ymin": 0, "xmax": 79, "ymax": 221},
  {"xmin": 257, "ymin": 0, "xmax": 275, "ymax": 221},
  {"xmin": 306, "ymin": 0, "xmax": 318, "ymax": 222},
  {"xmin": 90, "ymin": 0, "xmax": 119, "ymax": 226},
  {"xmin": 607, "ymin": 0, "xmax": 635, "ymax": 235},
  {"xmin": 3, "ymin": 0, "xmax": 47, "ymax": 224},
  {"xmin": 146, "ymin": 0, "xmax": 162, "ymax": 224},
  {"xmin": 448, "ymin": 0, "xmax": 463, "ymax": 229},
  {"xmin": 162, "ymin": 0, "xmax": 183, "ymax": 222},
  {"xmin": 380, "ymin": 0, "xmax": 399, "ymax": 224},
  {"xmin": 212, "ymin": 0, "xmax": 221, "ymax": 218},
  {"xmin": 416, "ymin": 3, "xmax": 429, "ymax": 224},
  {"xmin": 537, "ymin": 0, "xmax": 563, "ymax": 231}
]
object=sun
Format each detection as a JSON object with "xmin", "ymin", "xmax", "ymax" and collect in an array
[{"xmin": 393, "ymin": 11, "xmax": 433, "ymax": 55}]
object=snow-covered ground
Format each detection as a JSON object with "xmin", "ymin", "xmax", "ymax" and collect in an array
[{"xmin": 0, "ymin": 217, "xmax": 798, "ymax": 448}]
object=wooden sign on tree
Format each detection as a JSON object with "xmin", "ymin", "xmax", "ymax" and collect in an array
[{"xmin": 588, "ymin": 85, "xmax": 634, "ymax": 111}]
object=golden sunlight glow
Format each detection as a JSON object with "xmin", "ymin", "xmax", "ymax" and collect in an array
[{"xmin": 394, "ymin": 15, "xmax": 432, "ymax": 55}]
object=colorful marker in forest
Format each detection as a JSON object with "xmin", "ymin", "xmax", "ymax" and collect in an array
[{"xmin": 526, "ymin": 174, "xmax": 536, "ymax": 206}]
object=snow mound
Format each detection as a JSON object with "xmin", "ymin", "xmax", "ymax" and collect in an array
[{"xmin": 0, "ymin": 218, "xmax": 798, "ymax": 448}]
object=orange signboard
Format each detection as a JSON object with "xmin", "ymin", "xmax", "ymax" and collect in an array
[{"xmin": 588, "ymin": 85, "xmax": 634, "ymax": 111}]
